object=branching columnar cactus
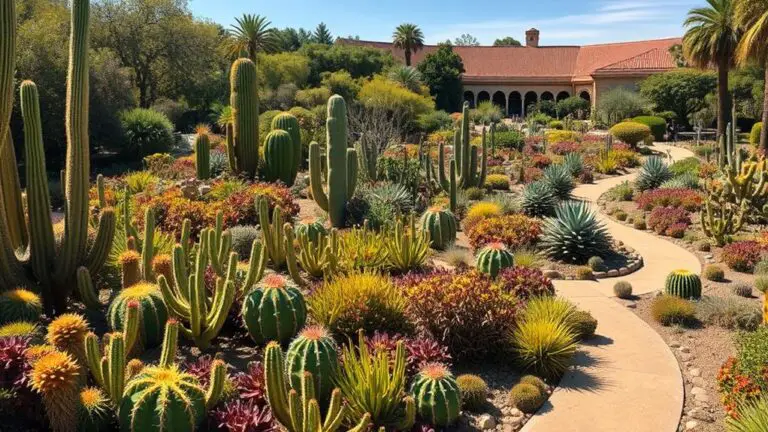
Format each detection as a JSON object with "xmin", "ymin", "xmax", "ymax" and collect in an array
[
  {"xmin": 264, "ymin": 341, "xmax": 371, "ymax": 432},
  {"xmin": 437, "ymin": 102, "xmax": 487, "ymax": 191},
  {"xmin": 271, "ymin": 111, "xmax": 302, "ymax": 183},
  {"xmin": 308, "ymin": 95, "xmax": 358, "ymax": 228},
  {"xmin": 286, "ymin": 325, "xmax": 339, "ymax": 404},
  {"xmin": 476, "ymin": 242, "xmax": 515, "ymax": 278},
  {"xmin": 226, "ymin": 58, "xmax": 259, "ymax": 178},
  {"xmin": 242, "ymin": 273, "xmax": 307, "ymax": 345},
  {"xmin": 194, "ymin": 125, "xmax": 211, "ymax": 180},
  {"xmin": 0, "ymin": 0, "xmax": 115, "ymax": 316},
  {"xmin": 410, "ymin": 363, "xmax": 462, "ymax": 427},
  {"xmin": 664, "ymin": 269, "xmax": 702, "ymax": 299},
  {"xmin": 419, "ymin": 207, "xmax": 457, "ymax": 251},
  {"xmin": 30, "ymin": 350, "xmax": 81, "ymax": 432},
  {"xmin": 84, "ymin": 331, "xmax": 127, "ymax": 404},
  {"xmin": 700, "ymin": 194, "xmax": 747, "ymax": 247},
  {"xmin": 107, "ymin": 283, "xmax": 168, "ymax": 349}
]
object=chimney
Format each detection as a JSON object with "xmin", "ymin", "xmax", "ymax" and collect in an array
[{"xmin": 526, "ymin": 28, "xmax": 540, "ymax": 47}]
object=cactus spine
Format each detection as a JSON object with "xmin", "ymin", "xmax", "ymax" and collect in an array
[
  {"xmin": 308, "ymin": 95, "xmax": 358, "ymax": 228},
  {"xmin": 242, "ymin": 273, "xmax": 307, "ymax": 345},
  {"xmin": 437, "ymin": 102, "xmax": 487, "ymax": 191},
  {"xmin": 193, "ymin": 126, "xmax": 211, "ymax": 180},
  {"xmin": 226, "ymin": 58, "xmax": 259, "ymax": 178},
  {"xmin": 664, "ymin": 269, "xmax": 702, "ymax": 299},
  {"xmin": 271, "ymin": 111, "xmax": 302, "ymax": 183},
  {"xmin": 264, "ymin": 341, "xmax": 371, "ymax": 432},
  {"xmin": 0, "ymin": 0, "xmax": 115, "ymax": 315}
]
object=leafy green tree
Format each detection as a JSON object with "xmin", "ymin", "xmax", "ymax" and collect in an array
[
  {"xmin": 357, "ymin": 75, "xmax": 434, "ymax": 122},
  {"xmin": 736, "ymin": 0, "xmax": 768, "ymax": 151},
  {"xmin": 320, "ymin": 70, "xmax": 361, "ymax": 101},
  {"xmin": 556, "ymin": 96, "xmax": 590, "ymax": 118},
  {"xmin": 639, "ymin": 69, "xmax": 717, "ymax": 127},
  {"xmin": 392, "ymin": 23, "xmax": 424, "ymax": 66},
  {"xmin": 299, "ymin": 43, "xmax": 395, "ymax": 86},
  {"xmin": 224, "ymin": 14, "xmax": 279, "ymax": 60},
  {"xmin": 257, "ymin": 52, "xmax": 310, "ymax": 89},
  {"xmin": 683, "ymin": 0, "xmax": 741, "ymax": 137},
  {"xmin": 275, "ymin": 27, "xmax": 313, "ymax": 51},
  {"xmin": 313, "ymin": 22, "xmax": 334, "ymax": 44},
  {"xmin": 596, "ymin": 87, "xmax": 650, "ymax": 125},
  {"xmin": 729, "ymin": 65, "xmax": 765, "ymax": 120},
  {"xmin": 417, "ymin": 44, "xmax": 465, "ymax": 112},
  {"xmin": 493, "ymin": 37, "xmax": 522, "ymax": 46},
  {"xmin": 454, "ymin": 34, "xmax": 480, "ymax": 46}
]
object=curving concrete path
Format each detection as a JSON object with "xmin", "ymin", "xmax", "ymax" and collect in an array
[{"xmin": 520, "ymin": 144, "xmax": 700, "ymax": 432}]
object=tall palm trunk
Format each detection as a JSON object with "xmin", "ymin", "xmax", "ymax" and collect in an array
[
  {"xmin": 761, "ymin": 62, "xmax": 768, "ymax": 154},
  {"xmin": 717, "ymin": 56, "xmax": 731, "ymax": 138},
  {"xmin": 404, "ymin": 48, "xmax": 412, "ymax": 66}
]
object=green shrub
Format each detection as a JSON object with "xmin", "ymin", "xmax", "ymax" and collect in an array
[
  {"xmin": 734, "ymin": 326, "xmax": 768, "ymax": 380},
  {"xmin": 120, "ymin": 108, "xmax": 175, "ymax": 160},
  {"xmin": 606, "ymin": 181, "xmax": 634, "ymax": 201},
  {"xmin": 568, "ymin": 310, "xmax": 597, "ymax": 339},
  {"xmin": 614, "ymin": 210, "xmax": 628, "ymax": 221},
  {"xmin": 703, "ymin": 264, "xmax": 725, "ymax": 282},
  {"xmin": 485, "ymin": 174, "xmax": 510, "ymax": 190},
  {"xmin": 750, "ymin": 122, "xmax": 762, "ymax": 146},
  {"xmin": 575, "ymin": 267, "xmax": 593, "ymax": 280},
  {"xmin": 651, "ymin": 295, "xmax": 696, "ymax": 326},
  {"xmin": 633, "ymin": 218, "xmax": 646, "ymax": 230},
  {"xmin": 755, "ymin": 276, "xmax": 768, "ymax": 293},
  {"xmin": 669, "ymin": 157, "xmax": 700, "ymax": 177},
  {"xmin": 753, "ymin": 259, "xmax": 768, "ymax": 275},
  {"xmin": 416, "ymin": 110, "xmax": 453, "ymax": 132},
  {"xmin": 456, "ymin": 374, "xmax": 488, "ymax": 411},
  {"xmin": 587, "ymin": 256, "xmax": 605, "ymax": 272},
  {"xmin": 229, "ymin": 225, "xmax": 261, "ymax": 260},
  {"xmin": 731, "ymin": 283, "xmax": 753, "ymax": 298},
  {"xmin": 696, "ymin": 296, "xmax": 762, "ymax": 331},
  {"xmin": 494, "ymin": 131, "xmax": 525, "ymax": 150},
  {"xmin": 548, "ymin": 120, "xmax": 564, "ymax": 130},
  {"xmin": 632, "ymin": 116, "xmax": 666, "ymax": 141},
  {"xmin": 613, "ymin": 281, "xmax": 633, "ymax": 299},
  {"xmin": 465, "ymin": 187, "xmax": 486, "ymax": 200},
  {"xmin": 610, "ymin": 121, "xmax": 651, "ymax": 147},
  {"xmin": 508, "ymin": 383, "xmax": 546, "ymax": 414},
  {"xmin": 696, "ymin": 241, "xmax": 711, "ymax": 252},
  {"xmin": 519, "ymin": 375, "xmax": 547, "ymax": 393}
]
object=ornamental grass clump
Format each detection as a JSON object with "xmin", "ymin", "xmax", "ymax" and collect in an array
[
  {"xmin": 651, "ymin": 296, "xmax": 696, "ymax": 326},
  {"xmin": 403, "ymin": 269, "xmax": 519, "ymax": 359},
  {"xmin": 540, "ymin": 201, "xmax": 611, "ymax": 264}
]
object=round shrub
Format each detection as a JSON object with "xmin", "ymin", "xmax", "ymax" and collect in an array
[
  {"xmin": 494, "ymin": 131, "xmax": 525, "ymax": 150},
  {"xmin": 755, "ymin": 276, "xmax": 768, "ymax": 293},
  {"xmin": 651, "ymin": 295, "xmax": 696, "ymax": 326},
  {"xmin": 464, "ymin": 201, "xmax": 502, "ymax": 228},
  {"xmin": 587, "ymin": 256, "xmax": 606, "ymax": 272},
  {"xmin": 465, "ymin": 214, "xmax": 542, "ymax": 250},
  {"xmin": 614, "ymin": 210, "xmax": 628, "ymax": 221},
  {"xmin": 753, "ymin": 259, "xmax": 768, "ymax": 275},
  {"xmin": 120, "ymin": 108, "xmax": 175, "ymax": 161},
  {"xmin": 697, "ymin": 241, "xmax": 711, "ymax": 252},
  {"xmin": 511, "ymin": 298, "xmax": 578, "ymax": 379},
  {"xmin": 613, "ymin": 281, "xmax": 633, "ymax": 299},
  {"xmin": 575, "ymin": 267, "xmax": 593, "ymax": 280},
  {"xmin": 519, "ymin": 375, "xmax": 547, "ymax": 393},
  {"xmin": 508, "ymin": 383, "xmax": 546, "ymax": 414},
  {"xmin": 647, "ymin": 207, "xmax": 690, "ymax": 237},
  {"xmin": 548, "ymin": 120, "xmax": 564, "ymax": 130},
  {"xmin": 402, "ymin": 269, "xmax": 520, "ymax": 359},
  {"xmin": 568, "ymin": 310, "xmax": 597, "ymax": 339},
  {"xmin": 229, "ymin": 225, "xmax": 260, "ymax": 260},
  {"xmin": 610, "ymin": 121, "xmax": 651, "ymax": 147},
  {"xmin": 731, "ymin": 284, "xmax": 752, "ymax": 298},
  {"xmin": 633, "ymin": 219, "xmax": 647, "ymax": 230},
  {"xmin": 749, "ymin": 122, "xmax": 762, "ymax": 146},
  {"xmin": 704, "ymin": 264, "xmax": 725, "ymax": 282},
  {"xmin": 456, "ymin": 374, "xmax": 488, "ymax": 411},
  {"xmin": 632, "ymin": 116, "xmax": 666, "ymax": 141},
  {"xmin": 485, "ymin": 174, "xmax": 510, "ymax": 190},
  {"xmin": 496, "ymin": 267, "xmax": 555, "ymax": 300},
  {"xmin": 465, "ymin": 187, "xmax": 485, "ymax": 200},
  {"xmin": 722, "ymin": 241, "xmax": 764, "ymax": 273},
  {"xmin": 309, "ymin": 272, "xmax": 411, "ymax": 337}
]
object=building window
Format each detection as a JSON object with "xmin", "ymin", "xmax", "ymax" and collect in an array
[
  {"xmin": 556, "ymin": 91, "xmax": 570, "ymax": 102},
  {"xmin": 463, "ymin": 91, "xmax": 475, "ymax": 108},
  {"xmin": 524, "ymin": 91, "xmax": 538, "ymax": 116},
  {"xmin": 477, "ymin": 91, "xmax": 490, "ymax": 104},
  {"xmin": 492, "ymin": 91, "xmax": 506, "ymax": 114},
  {"xmin": 508, "ymin": 91, "xmax": 522, "ymax": 117},
  {"xmin": 541, "ymin": 91, "xmax": 554, "ymax": 101},
  {"xmin": 579, "ymin": 91, "xmax": 591, "ymax": 104}
]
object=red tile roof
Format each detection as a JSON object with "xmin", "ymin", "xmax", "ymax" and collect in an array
[{"xmin": 338, "ymin": 36, "xmax": 682, "ymax": 83}]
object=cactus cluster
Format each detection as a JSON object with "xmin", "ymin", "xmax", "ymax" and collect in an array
[
  {"xmin": 383, "ymin": 213, "xmax": 431, "ymax": 273},
  {"xmin": 242, "ymin": 273, "xmax": 307, "ymax": 345},
  {"xmin": 436, "ymin": 102, "xmax": 488, "ymax": 195},
  {"xmin": 264, "ymin": 112, "xmax": 301, "ymax": 186},
  {"xmin": 308, "ymin": 95, "xmax": 358, "ymax": 228},
  {"xmin": 295, "ymin": 226, "xmax": 339, "ymax": 278},
  {"xmin": 0, "ymin": 0, "xmax": 115, "ymax": 315},
  {"xmin": 664, "ymin": 269, "xmax": 702, "ymax": 299}
]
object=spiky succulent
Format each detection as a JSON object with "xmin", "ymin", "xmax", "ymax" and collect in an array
[
  {"xmin": 30, "ymin": 351, "xmax": 81, "ymax": 432},
  {"xmin": 521, "ymin": 181, "xmax": 558, "ymax": 217},
  {"xmin": 211, "ymin": 399, "xmax": 276, "ymax": 432},
  {"xmin": 0, "ymin": 336, "xmax": 30, "ymax": 389},
  {"xmin": 659, "ymin": 172, "xmax": 699, "ymax": 190},
  {"xmin": 540, "ymin": 201, "xmax": 612, "ymax": 264},
  {"xmin": 561, "ymin": 152, "xmax": 583, "ymax": 176},
  {"xmin": 635, "ymin": 156, "xmax": 672, "ymax": 191},
  {"xmin": 46, "ymin": 313, "xmax": 90, "ymax": 365},
  {"xmin": 0, "ymin": 321, "xmax": 41, "ymax": 340},
  {"xmin": 78, "ymin": 387, "xmax": 111, "ymax": 432},
  {"xmin": 0, "ymin": 288, "xmax": 43, "ymax": 324},
  {"xmin": 541, "ymin": 164, "xmax": 574, "ymax": 200}
]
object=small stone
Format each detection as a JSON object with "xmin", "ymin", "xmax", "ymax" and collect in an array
[
  {"xmin": 690, "ymin": 387, "xmax": 705, "ymax": 396},
  {"xmin": 704, "ymin": 254, "xmax": 713, "ymax": 260},
  {"xmin": 689, "ymin": 368, "xmax": 701, "ymax": 378},
  {"xmin": 618, "ymin": 267, "xmax": 630, "ymax": 276},
  {"xmin": 669, "ymin": 341, "xmax": 681, "ymax": 348},
  {"xmin": 509, "ymin": 408, "xmax": 523, "ymax": 417},
  {"xmin": 607, "ymin": 269, "xmax": 619, "ymax": 277},
  {"xmin": 691, "ymin": 377, "xmax": 706, "ymax": 387},
  {"xmin": 680, "ymin": 353, "xmax": 694, "ymax": 362},
  {"xmin": 679, "ymin": 346, "xmax": 690, "ymax": 353},
  {"xmin": 688, "ymin": 408, "xmax": 713, "ymax": 422},
  {"xmin": 625, "ymin": 301, "xmax": 637, "ymax": 309},
  {"xmin": 479, "ymin": 414, "xmax": 497, "ymax": 430},
  {"xmin": 685, "ymin": 420, "xmax": 699, "ymax": 430},
  {"xmin": 694, "ymin": 393, "xmax": 711, "ymax": 403},
  {"xmin": 503, "ymin": 424, "xmax": 515, "ymax": 432}
]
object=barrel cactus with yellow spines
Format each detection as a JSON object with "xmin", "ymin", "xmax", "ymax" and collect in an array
[
  {"xmin": 419, "ymin": 206, "xmax": 457, "ymax": 250},
  {"xmin": 476, "ymin": 242, "xmax": 514, "ymax": 278},
  {"xmin": 108, "ymin": 282, "xmax": 168, "ymax": 348},
  {"xmin": 0, "ymin": 288, "xmax": 43, "ymax": 324},
  {"xmin": 193, "ymin": 125, "xmax": 211, "ymax": 180},
  {"xmin": 30, "ymin": 350, "xmax": 81, "ymax": 432},
  {"xmin": 242, "ymin": 273, "xmax": 307, "ymax": 345},
  {"xmin": 410, "ymin": 363, "xmax": 462, "ymax": 427},
  {"xmin": 78, "ymin": 387, "xmax": 111, "ymax": 432},
  {"xmin": 226, "ymin": 58, "xmax": 259, "ymax": 178},
  {"xmin": 286, "ymin": 325, "xmax": 339, "ymax": 404},
  {"xmin": 272, "ymin": 111, "xmax": 302, "ymax": 179},
  {"xmin": 664, "ymin": 269, "xmax": 702, "ymax": 299},
  {"xmin": 46, "ymin": 313, "xmax": 90, "ymax": 365}
]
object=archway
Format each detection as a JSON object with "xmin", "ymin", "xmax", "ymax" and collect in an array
[
  {"xmin": 541, "ymin": 91, "xmax": 554, "ymax": 102},
  {"xmin": 508, "ymin": 91, "xmax": 522, "ymax": 117},
  {"xmin": 579, "ymin": 91, "xmax": 591, "ymax": 105},
  {"xmin": 463, "ymin": 91, "xmax": 475, "ymax": 108},
  {"xmin": 523, "ymin": 91, "xmax": 538, "ymax": 117},
  {"xmin": 477, "ymin": 91, "xmax": 490, "ymax": 105},
  {"xmin": 492, "ymin": 91, "xmax": 507, "ymax": 115},
  {"xmin": 556, "ymin": 91, "xmax": 570, "ymax": 102}
]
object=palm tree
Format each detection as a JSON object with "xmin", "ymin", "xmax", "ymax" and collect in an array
[
  {"xmin": 225, "ymin": 14, "xmax": 278, "ymax": 61},
  {"xmin": 392, "ymin": 23, "xmax": 424, "ymax": 66},
  {"xmin": 387, "ymin": 65, "xmax": 423, "ymax": 92},
  {"xmin": 735, "ymin": 0, "xmax": 768, "ymax": 152},
  {"xmin": 683, "ymin": 0, "xmax": 741, "ymax": 139}
]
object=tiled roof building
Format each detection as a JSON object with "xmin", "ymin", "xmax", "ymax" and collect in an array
[{"xmin": 339, "ymin": 29, "xmax": 682, "ymax": 117}]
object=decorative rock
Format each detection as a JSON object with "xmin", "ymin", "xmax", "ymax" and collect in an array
[
  {"xmin": 689, "ymin": 368, "xmax": 701, "ymax": 378},
  {"xmin": 691, "ymin": 377, "xmax": 705, "ymax": 387},
  {"xmin": 607, "ymin": 269, "xmax": 619, "ymax": 277},
  {"xmin": 509, "ymin": 408, "xmax": 522, "ymax": 417},
  {"xmin": 624, "ymin": 301, "xmax": 637, "ymax": 309},
  {"xmin": 679, "ymin": 346, "xmax": 690, "ymax": 354},
  {"xmin": 503, "ymin": 424, "xmax": 515, "ymax": 432},
  {"xmin": 694, "ymin": 393, "xmax": 710, "ymax": 403},
  {"xmin": 593, "ymin": 271, "xmax": 606, "ymax": 278},
  {"xmin": 618, "ymin": 267, "xmax": 630, "ymax": 276},
  {"xmin": 669, "ymin": 341, "xmax": 681, "ymax": 348},
  {"xmin": 690, "ymin": 387, "xmax": 705, "ymax": 396},
  {"xmin": 479, "ymin": 414, "xmax": 497, "ymax": 430},
  {"xmin": 685, "ymin": 420, "xmax": 699, "ymax": 430},
  {"xmin": 680, "ymin": 353, "xmax": 694, "ymax": 362},
  {"xmin": 688, "ymin": 408, "xmax": 713, "ymax": 422}
]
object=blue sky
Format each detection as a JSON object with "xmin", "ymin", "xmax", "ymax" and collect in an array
[{"xmin": 189, "ymin": 0, "xmax": 701, "ymax": 45}]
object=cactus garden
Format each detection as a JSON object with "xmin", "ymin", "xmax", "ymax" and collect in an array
[{"xmin": 3, "ymin": 0, "xmax": 768, "ymax": 431}]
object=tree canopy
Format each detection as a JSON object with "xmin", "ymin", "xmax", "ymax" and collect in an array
[
  {"xmin": 417, "ymin": 44, "xmax": 465, "ymax": 112},
  {"xmin": 493, "ymin": 37, "xmax": 522, "ymax": 46}
]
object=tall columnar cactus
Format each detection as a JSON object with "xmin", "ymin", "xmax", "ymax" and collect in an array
[
  {"xmin": 476, "ymin": 242, "xmax": 515, "ymax": 278},
  {"xmin": 272, "ymin": 111, "xmax": 302, "ymax": 181},
  {"xmin": 264, "ymin": 341, "xmax": 371, "ymax": 432},
  {"xmin": 242, "ymin": 273, "xmax": 307, "ymax": 345},
  {"xmin": 0, "ymin": 0, "xmax": 115, "ymax": 315},
  {"xmin": 664, "ymin": 269, "xmax": 702, "ymax": 299},
  {"xmin": 226, "ymin": 58, "xmax": 259, "ymax": 178},
  {"xmin": 419, "ymin": 206, "xmax": 457, "ymax": 251},
  {"xmin": 263, "ymin": 129, "xmax": 297, "ymax": 186},
  {"xmin": 193, "ymin": 126, "xmax": 211, "ymax": 180},
  {"xmin": 700, "ymin": 194, "xmax": 747, "ymax": 247},
  {"xmin": 258, "ymin": 197, "xmax": 288, "ymax": 269},
  {"xmin": 436, "ymin": 102, "xmax": 487, "ymax": 191},
  {"xmin": 30, "ymin": 350, "xmax": 81, "ymax": 432},
  {"xmin": 308, "ymin": 95, "xmax": 358, "ymax": 228},
  {"xmin": 410, "ymin": 363, "xmax": 462, "ymax": 427},
  {"xmin": 286, "ymin": 325, "xmax": 339, "ymax": 403},
  {"xmin": 84, "ymin": 331, "xmax": 127, "ymax": 404}
]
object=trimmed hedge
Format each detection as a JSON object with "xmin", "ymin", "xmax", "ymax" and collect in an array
[
  {"xmin": 632, "ymin": 116, "xmax": 666, "ymax": 141},
  {"xmin": 750, "ymin": 122, "xmax": 762, "ymax": 146},
  {"xmin": 610, "ymin": 121, "xmax": 651, "ymax": 147}
]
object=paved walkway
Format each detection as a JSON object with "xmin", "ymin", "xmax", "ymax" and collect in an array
[{"xmin": 521, "ymin": 144, "xmax": 699, "ymax": 432}]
